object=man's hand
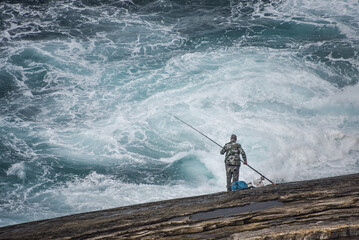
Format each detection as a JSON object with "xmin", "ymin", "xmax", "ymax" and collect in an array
[{"xmin": 243, "ymin": 160, "xmax": 248, "ymax": 165}]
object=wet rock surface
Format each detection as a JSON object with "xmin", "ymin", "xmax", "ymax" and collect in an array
[{"xmin": 1, "ymin": 173, "xmax": 359, "ymax": 239}]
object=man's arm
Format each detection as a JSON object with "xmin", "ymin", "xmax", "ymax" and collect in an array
[
  {"xmin": 239, "ymin": 146, "xmax": 247, "ymax": 165},
  {"xmin": 220, "ymin": 144, "xmax": 227, "ymax": 155}
]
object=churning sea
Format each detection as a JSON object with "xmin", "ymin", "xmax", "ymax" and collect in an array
[{"xmin": 0, "ymin": 0, "xmax": 358, "ymax": 227}]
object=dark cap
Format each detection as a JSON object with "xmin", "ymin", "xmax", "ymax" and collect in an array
[{"xmin": 230, "ymin": 134, "xmax": 237, "ymax": 141}]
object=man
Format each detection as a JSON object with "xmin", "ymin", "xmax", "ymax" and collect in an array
[{"xmin": 220, "ymin": 134, "xmax": 247, "ymax": 191}]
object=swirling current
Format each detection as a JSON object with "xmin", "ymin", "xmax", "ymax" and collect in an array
[{"xmin": 0, "ymin": 0, "xmax": 358, "ymax": 227}]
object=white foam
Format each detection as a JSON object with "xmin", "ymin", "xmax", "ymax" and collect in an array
[
  {"xmin": 277, "ymin": 0, "xmax": 359, "ymax": 38},
  {"xmin": 128, "ymin": 46, "xmax": 359, "ymax": 184},
  {"xmin": 42, "ymin": 171, "xmax": 222, "ymax": 214},
  {"xmin": 6, "ymin": 162, "xmax": 26, "ymax": 180}
]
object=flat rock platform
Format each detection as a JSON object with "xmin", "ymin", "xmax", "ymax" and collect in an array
[{"xmin": 1, "ymin": 173, "xmax": 359, "ymax": 239}]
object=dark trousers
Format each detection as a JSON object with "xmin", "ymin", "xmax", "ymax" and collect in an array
[{"xmin": 225, "ymin": 164, "xmax": 240, "ymax": 191}]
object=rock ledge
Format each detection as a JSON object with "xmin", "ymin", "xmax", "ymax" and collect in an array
[{"xmin": 1, "ymin": 173, "xmax": 358, "ymax": 239}]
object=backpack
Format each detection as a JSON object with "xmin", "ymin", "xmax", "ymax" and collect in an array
[{"xmin": 231, "ymin": 181, "xmax": 248, "ymax": 191}]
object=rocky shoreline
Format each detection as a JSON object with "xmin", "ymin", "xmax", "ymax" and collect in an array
[{"xmin": 1, "ymin": 173, "xmax": 359, "ymax": 239}]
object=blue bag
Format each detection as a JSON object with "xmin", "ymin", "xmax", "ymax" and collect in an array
[{"xmin": 231, "ymin": 181, "xmax": 248, "ymax": 191}]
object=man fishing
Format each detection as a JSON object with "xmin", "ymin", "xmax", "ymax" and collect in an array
[
  {"xmin": 220, "ymin": 134, "xmax": 247, "ymax": 192},
  {"xmin": 166, "ymin": 112, "xmax": 274, "ymax": 186}
]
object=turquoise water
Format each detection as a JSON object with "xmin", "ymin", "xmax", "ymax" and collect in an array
[{"xmin": 1, "ymin": 0, "xmax": 358, "ymax": 227}]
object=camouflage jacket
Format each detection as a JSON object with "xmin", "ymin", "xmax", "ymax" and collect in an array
[{"xmin": 220, "ymin": 141, "xmax": 247, "ymax": 166}]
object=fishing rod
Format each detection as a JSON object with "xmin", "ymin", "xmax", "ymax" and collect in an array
[{"xmin": 166, "ymin": 111, "xmax": 275, "ymax": 186}]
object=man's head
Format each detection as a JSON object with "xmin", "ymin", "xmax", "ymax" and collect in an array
[{"xmin": 230, "ymin": 134, "xmax": 237, "ymax": 142}]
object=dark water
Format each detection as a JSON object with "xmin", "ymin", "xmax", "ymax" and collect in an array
[{"xmin": 0, "ymin": 0, "xmax": 358, "ymax": 227}]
